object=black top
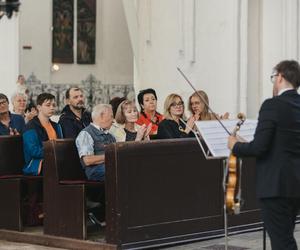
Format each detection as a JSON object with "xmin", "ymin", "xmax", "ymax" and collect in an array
[
  {"xmin": 233, "ymin": 89, "xmax": 300, "ymax": 198},
  {"xmin": 124, "ymin": 128, "xmax": 137, "ymax": 141},
  {"xmin": 156, "ymin": 119, "xmax": 194, "ymax": 139},
  {"xmin": 59, "ymin": 105, "xmax": 92, "ymax": 139}
]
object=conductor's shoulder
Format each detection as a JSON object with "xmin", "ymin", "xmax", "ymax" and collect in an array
[{"xmin": 258, "ymin": 97, "xmax": 279, "ymax": 114}]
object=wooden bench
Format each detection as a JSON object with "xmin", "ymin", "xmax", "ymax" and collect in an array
[
  {"xmin": 43, "ymin": 139, "xmax": 104, "ymax": 240},
  {"xmin": 41, "ymin": 138, "xmax": 260, "ymax": 248},
  {"xmin": 0, "ymin": 135, "xmax": 42, "ymax": 231},
  {"xmin": 105, "ymin": 138, "xmax": 260, "ymax": 249}
]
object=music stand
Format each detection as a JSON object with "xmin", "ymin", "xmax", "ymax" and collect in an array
[{"xmin": 194, "ymin": 119, "xmax": 258, "ymax": 250}]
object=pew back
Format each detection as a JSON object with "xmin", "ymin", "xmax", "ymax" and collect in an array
[
  {"xmin": 43, "ymin": 139, "xmax": 103, "ymax": 239},
  {"xmin": 0, "ymin": 135, "xmax": 24, "ymax": 176},
  {"xmin": 0, "ymin": 135, "xmax": 42, "ymax": 231},
  {"xmin": 52, "ymin": 139, "xmax": 86, "ymax": 181},
  {"xmin": 105, "ymin": 138, "xmax": 260, "ymax": 249}
]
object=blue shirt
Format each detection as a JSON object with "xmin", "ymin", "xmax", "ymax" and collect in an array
[
  {"xmin": 0, "ymin": 113, "xmax": 25, "ymax": 135},
  {"xmin": 75, "ymin": 123, "xmax": 115, "ymax": 181}
]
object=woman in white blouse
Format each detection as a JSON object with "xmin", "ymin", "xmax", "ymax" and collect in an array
[{"xmin": 109, "ymin": 100, "xmax": 151, "ymax": 142}]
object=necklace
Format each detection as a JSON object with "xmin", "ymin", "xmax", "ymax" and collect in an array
[
  {"xmin": 177, "ymin": 119, "xmax": 185, "ymax": 132},
  {"xmin": 178, "ymin": 125, "xmax": 185, "ymax": 133},
  {"xmin": 149, "ymin": 114, "xmax": 159, "ymax": 125}
]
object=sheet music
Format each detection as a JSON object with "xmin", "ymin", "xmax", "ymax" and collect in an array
[{"xmin": 195, "ymin": 119, "xmax": 258, "ymax": 158}]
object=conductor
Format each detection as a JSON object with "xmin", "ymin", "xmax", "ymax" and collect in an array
[{"xmin": 228, "ymin": 60, "xmax": 300, "ymax": 250}]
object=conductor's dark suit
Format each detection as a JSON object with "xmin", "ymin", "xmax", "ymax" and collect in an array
[{"xmin": 233, "ymin": 89, "xmax": 300, "ymax": 250}]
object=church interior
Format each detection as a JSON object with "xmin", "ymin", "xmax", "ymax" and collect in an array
[{"xmin": 0, "ymin": 0, "xmax": 300, "ymax": 249}]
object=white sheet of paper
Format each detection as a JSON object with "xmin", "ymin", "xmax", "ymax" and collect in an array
[{"xmin": 195, "ymin": 119, "xmax": 258, "ymax": 158}]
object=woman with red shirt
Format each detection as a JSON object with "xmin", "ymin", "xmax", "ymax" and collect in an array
[{"xmin": 136, "ymin": 88, "xmax": 163, "ymax": 135}]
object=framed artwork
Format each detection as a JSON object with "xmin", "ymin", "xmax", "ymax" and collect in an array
[
  {"xmin": 77, "ymin": 0, "xmax": 96, "ymax": 64},
  {"xmin": 52, "ymin": 0, "xmax": 74, "ymax": 63}
]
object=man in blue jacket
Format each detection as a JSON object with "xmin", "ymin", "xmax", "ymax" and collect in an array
[{"xmin": 23, "ymin": 93, "xmax": 63, "ymax": 175}]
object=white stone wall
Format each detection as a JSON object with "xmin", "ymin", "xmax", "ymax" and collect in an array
[
  {"xmin": 123, "ymin": 0, "xmax": 300, "ymax": 118},
  {"xmin": 18, "ymin": 0, "xmax": 133, "ymax": 86},
  {"xmin": 0, "ymin": 15, "xmax": 19, "ymax": 101},
  {"xmin": 2, "ymin": 0, "xmax": 300, "ymax": 119}
]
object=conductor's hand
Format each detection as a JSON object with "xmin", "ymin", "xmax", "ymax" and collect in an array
[{"xmin": 228, "ymin": 135, "xmax": 238, "ymax": 150}]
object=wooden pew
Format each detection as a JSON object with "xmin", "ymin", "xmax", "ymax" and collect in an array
[
  {"xmin": 105, "ymin": 138, "xmax": 260, "ymax": 249},
  {"xmin": 42, "ymin": 138, "xmax": 260, "ymax": 248},
  {"xmin": 0, "ymin": 135, "xmax": 42, "ymax": 231},
  {"xmin": 43, "ymin": 139, "xmax": 104, "ymax": 240}
]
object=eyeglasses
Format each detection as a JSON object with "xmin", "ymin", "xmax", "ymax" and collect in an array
[
  {"xmin": 270, "ymin": 72, "xmax": 278, "ymax": 84},
  {"xmin": 170, "ymin": 101, "xmax": 184, "ymax": 107},
  {"xmin": 0, "ymin": 100, "xmax": 8, "ymax": 106}
]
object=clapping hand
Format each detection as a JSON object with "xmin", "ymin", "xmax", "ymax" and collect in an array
[
  {"xmin": 136, "ymin": 124, "xmax": 147, "ymax": 141},
  {"xmin": 9, "ymin": 128, "xmax": 19, "ymax": 135},
  {"xmin": 220, "ymin": 112, "xmax": 229, "ymax": 119},
  {"xmin": 185, "ymin": 116, "xmax": 196, "ymax": 134}
]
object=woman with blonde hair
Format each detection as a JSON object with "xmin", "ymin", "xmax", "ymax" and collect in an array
[
  {"xmin": 188, "ymin": 90, "xmax": 229, "ymax": 120},
  {"xmin": 157, "ymin": 93, "xmax": 195, "ymax": 139},
  {"xmin": 109, "ymin": 100, "xmax": 151, "ymax": 141}
]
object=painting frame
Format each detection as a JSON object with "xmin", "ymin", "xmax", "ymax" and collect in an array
[
  {"xmin": 77, "ymin": 0, "xmax": 96, "ymax": 64},
  {"xmin": 52, "ymin": 0, "xmax": 74, "ymax": 64}
]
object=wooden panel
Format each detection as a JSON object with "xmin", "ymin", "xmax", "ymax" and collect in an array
[
  {"xmin": 0, "ymin": 135, "xmax": 24, "ymax": 175},
  {"xmin": 105, "ymin": 138, "xmax": 261, "ymax": 249},
  {"xmin": 43, "ymin": 139, "xmax": 103, "ymax": 240},
  {"xmin": 44, "ymin": 140, "xmax": 86, "ymax": 239},
  {"xmin": 0, "ymin": 179, "xmax": 22, "ymax": 231}
]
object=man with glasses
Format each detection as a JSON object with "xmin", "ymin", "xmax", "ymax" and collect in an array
[
  {"xmin": 0, "ymin": 93, "xmax": 25, "ymax": 135},
  {"xmin": 228, "ymin": 60, "xmax": 300, "ymax": 250}
]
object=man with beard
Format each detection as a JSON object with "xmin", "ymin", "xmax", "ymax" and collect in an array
[{"xmin": 59, "ymin": 87, "xmax": 92, "ymax": 138}]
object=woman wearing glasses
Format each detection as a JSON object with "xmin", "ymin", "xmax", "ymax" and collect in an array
[{"xmin": 157, "ymin": 93, "xmax": 195, "ymax": 139}]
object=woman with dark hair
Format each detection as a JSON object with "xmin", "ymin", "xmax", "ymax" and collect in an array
[
  {"xmin": 24, "ymin": 102, "xmax": 38, "ymax": 123},
  {"xmin": 136, "ymin": 88, "xmax": 163, "ymax": 135},
  {"xmin": 109, "ymin": 96, "xmax": 126, "ymax": 118},
  {"xmin": 188, "ymin": 90, "xmax": 229, "ymax": 120}
]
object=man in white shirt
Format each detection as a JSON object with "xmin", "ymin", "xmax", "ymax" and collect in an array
[{"xmin": 75, "ymin": 104, "xmax": 115, "ymax": 181}]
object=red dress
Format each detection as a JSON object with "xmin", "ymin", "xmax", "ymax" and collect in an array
[{"xmin": 136, "ymin": 112, "xmax": 164, "ymax": 135}]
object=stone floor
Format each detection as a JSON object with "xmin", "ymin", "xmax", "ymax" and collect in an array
[
  {"xmin": 161, "ymin": 224, "xmax": 300, "ymax": 250},
  {"xmin": 0, "ymin": 240, "xmax": 65, "ymax": 250},
  {"xmin": 0, "ymin": 225, "xmax": 299, "ymax": 249}
]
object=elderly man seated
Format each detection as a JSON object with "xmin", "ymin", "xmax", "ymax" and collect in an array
[{"xmin": 75, "ymin": 104, "xmax": 116, "ymax": 181}]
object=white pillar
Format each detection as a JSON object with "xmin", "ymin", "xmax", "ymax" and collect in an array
[{"xmin": 0, "ymin": 15, "xmax": 19, "ymax": 100}]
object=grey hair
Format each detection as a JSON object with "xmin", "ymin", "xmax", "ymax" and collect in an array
[
  {"xmin": 91, "ymin": 104, "xmax": 112, "ymax": 121},
  {"xmin": 11, "ymin": 92, "xmax": 27, "ymax": 103}
]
